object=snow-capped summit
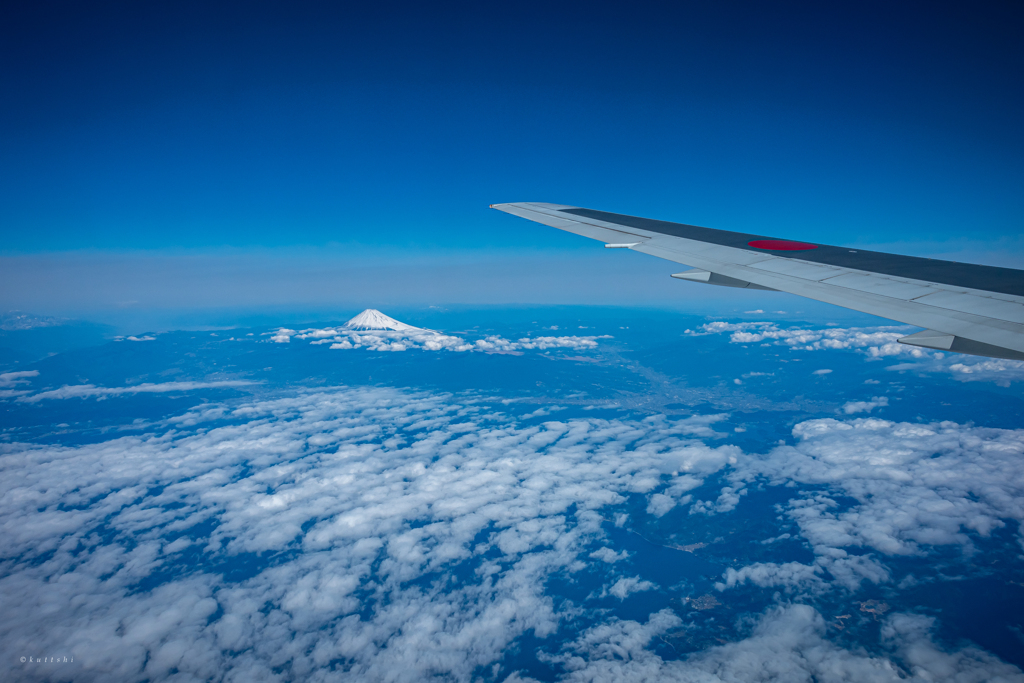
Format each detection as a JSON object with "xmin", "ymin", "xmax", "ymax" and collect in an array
[{"xmin": 343, "ymin": 309, "xmax": 421, "ymax": 332}]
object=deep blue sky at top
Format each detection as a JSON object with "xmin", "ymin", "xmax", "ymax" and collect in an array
[{"xmin": 2, "ymin": 0, "xmax": 1023, "ymax": 256}]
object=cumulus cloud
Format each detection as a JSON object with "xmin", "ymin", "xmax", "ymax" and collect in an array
[
  {"xmin": 17, "ymin": 380, "xmax": 258, "ymax": 403},
  {"xmin": 692, "ymin": 321, "xmax": 923, "ymax": 355},
  {"xmin": 715, "ymin": 561, "xmax": 825, "ymax": 593},
  {"xmin": 0, "ymin": 370, "xmax": 38, "ymax": 397},
  {"xmin": 950, "ymin": 359, "xmax": 1023, "ymax": 375},
  {"xmin": 0, "ymin": 388, "xmax": 732, "ymax": 681},
  {"xmin": 889, "ymin": 356, "xmax": 1024, "ymax": 386},
  {"xmin": 691, "ymin": 320, "xmax": 1024, "ymax": 383},
  {"xmin": 690, "ymin": 321, "xmax": 934, "ymax": 358},
  {"xmin": 3, "ymin": 386, "xmax": 1022, "ymax": 680},
  {"xmin": 476, "ymin": 335, "xmax": 610, "ymax": 352},
  {"xmin": 720, "ymin": 417, "xmax": 1024, "ymax": 590},
  {"xmin": 842, "ymin": 396, "xmax": 889, "ymax": 414},
  {"xmin": 270, "ymin": 326, "xmax": 610, "ymax": 354},
  {"xmin": 589, "ymin": 547, "xmax": 630, "ymax": 564},
  {"xmin": 646, "ymin": 493, "xmax": 677, "ymax": 517},
  {"xmin": 0, "ymin": 370, "xmax": 38, "ymax": 386},
  {"xmin": 303, "ymin": 326, "xmax": 474, "ymax": 352},
  {"xmin": 270, "ymin": 328, "xmax": 295, "ymax": 343},
  {"xmin": 528, "ymin": 604, "xmax": 1024, "ymax": 682},
  {"xmin": 602, "ymin": 576, "xmax": 657, "ymax": 600}
]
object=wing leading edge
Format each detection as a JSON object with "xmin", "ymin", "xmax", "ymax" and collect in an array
[{"xmin": 491, "ymin": 202, "xmax": 1024, "ymax": 361}]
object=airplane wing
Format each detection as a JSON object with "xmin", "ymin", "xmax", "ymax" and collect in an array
[{"xmin": 491, "ymin": 202, "xmax": 1024, "ymax": 361}]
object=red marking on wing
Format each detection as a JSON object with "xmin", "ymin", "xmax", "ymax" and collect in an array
[{"xmin": 748, "ymin": 239, "xmax": 818, "ymax": 251}]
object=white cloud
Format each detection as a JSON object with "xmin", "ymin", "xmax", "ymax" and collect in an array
[
  {"xmin": 313, "ymin": 326, "xmax": 474, "ymax": 352},
  {"xmin": 589, "ymin": 547, "xmax": 630, "ymax": 564},
  {"xmin": 0, "ymin": 370, "xmax": 38, "ymax": 397},
  {"xmin": 692, "ymin": 320, "xmax": 1024, "ymax": 383},
  {"xmin": 949, "ymin": 359, "xmax": 1023, "ymax": 375},
  {"xmin": 532, "ymin": 604, "xmax": 1024, "ymax": 682},
  {"xmin": 17, "ymin": 380, "xmax": 258, "ymax": 402},
  {"xmin": 602, "ymin": 576, "xmax": 657, "ymax": 600},
  {"xmin": 922, "ymin": 357, "xmax": 1024, "ymax": 386},
  {"xmin": 876, "ymin": 355, "xmax": 1024, "ymax": 386},
  {"xmin": 690, "ymin": 321, "xmax": 933, "ymax": 358},
  {"xmin": 521, "ymin": 406, "xmax": 567, "ymax": 419},
  {"xmin": 270, "ymin": 328, "xmax": 295, "ymax": 343},
  {"xmin": 509, "ymin": 335, "xmax": 610, "ymax": 351},
  {"xmin": 3, "ymin": 387, "xmax": 1022, "ymax": 680},
  {"xmin": 842, "ymin": 396, "xmax": 889, "ymax": 414},
  {"xmin": 0, "ymin": 370, "xmax": 38, "ymax": 387},
  {"xmin": 270, "ymin": 326, "xmax": 610, "ymax": 354},
  {"xmin": 715, "ymin": 561, "xmax": 824, "ymax": 593},
  {"xmin": 721, "ymin": 417, "xmax": 1024, "ymax": 589},
  {"xmin": 646, "ymin": 493, "xmax": 677, "ymax": 517},
  {"xmin": 0, "ymin": 388, "xmax": 732, "ymax": 681},
  {"xmin": 813, "ymin": 368, "xmax": 832, "ymax": 375},
  {"xmin": 0, "ymin": 389, "xmax": 32, "ymax": 398}
]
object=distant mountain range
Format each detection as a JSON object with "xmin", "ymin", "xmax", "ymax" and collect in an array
[{"xmin": 0, "ymin": 311, "xmax": 68, "ymax": 331}]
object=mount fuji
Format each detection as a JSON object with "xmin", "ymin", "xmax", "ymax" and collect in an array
[{"xmin": 343, "ymin": 309, "xmax": 423, "ymax": 332}]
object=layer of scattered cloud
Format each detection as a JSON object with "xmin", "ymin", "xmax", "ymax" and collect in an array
[
  {"xmin": 888, "ymin": 356, "xmax": 1024, "ymax": 386},
  {"xmin": 270, "ymin": 326, "xmax": 611, "ymax": 354},
  {"xmin": 719, "ymin": 417, "xmax": 1024, "ymax": 591},
  {"xmin": 0, "ymin": 370, "xmax": 38, "ymax": 398},
  {"xmin": 525, "ymin": 605, "xmax": 1023, "ymax": 682},
  {"xmin": 3, "ymin": 387, "xmax": 1022, "ymax": 680},
  {"xmin": 842, "ymin": 396, "xmax": 889, "ymax": 414},
  {"xmin": 0, "ymin": 388, "xmax": 731, "ymax": 681},
  {"xmin": 688, "ymin": 321, "xmax": 929, "ymax": 358},
  {"xmin": 0, "ymin": 370, "xmax": 39, "ymax": 386},
  {"xmin": 690, "ymin": 320, "xmax": 1024, "ymax": 383},
  {"xmin": 17, "ymin": 380, "xmax": 258, "ymax": 403}
]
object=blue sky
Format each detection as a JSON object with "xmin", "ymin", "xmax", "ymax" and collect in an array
[{"xmin": 2, "ymin": 1, "xmax": 1023, "ymax": 320}]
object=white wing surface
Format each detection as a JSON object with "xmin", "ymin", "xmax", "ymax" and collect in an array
[{"xmin": 492, "ymin": 202, "xmax": 1024, "ymax": 361}]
